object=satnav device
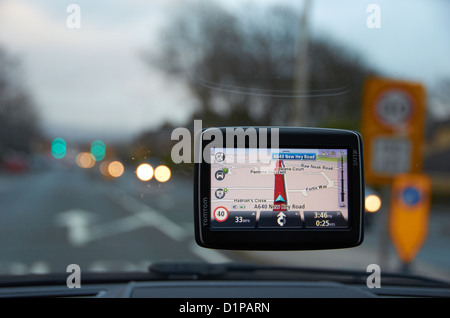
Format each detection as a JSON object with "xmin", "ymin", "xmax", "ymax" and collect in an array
[{"xmin": 194, "ymin": 127, "xmax": 364, "ymax": 250}]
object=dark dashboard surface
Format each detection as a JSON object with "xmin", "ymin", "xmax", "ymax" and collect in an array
[{"xmin": 1, "ymin": 279, "xmax": 449, "ymax": 298}]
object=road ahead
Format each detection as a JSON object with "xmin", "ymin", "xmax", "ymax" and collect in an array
[
  {"xmin": 0, "ymin": 166, "xmax": 233, "ymax": 275},
  {"xmin": 0, "ymin": 165, "xmax": 449, "ymax": 282}
]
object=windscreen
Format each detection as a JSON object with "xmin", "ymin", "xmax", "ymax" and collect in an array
[
  {"xmin": 0, "ymin": 0, "xmax": 449, "ymax": 284},
  {"xmin": 210, "ymin": 148, "xmax": 349, "ymax": 230}
]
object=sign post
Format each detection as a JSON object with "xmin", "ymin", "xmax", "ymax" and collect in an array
[{"xmin": 361, "ymin": 76, "xmax": 429, "ymax": 270}]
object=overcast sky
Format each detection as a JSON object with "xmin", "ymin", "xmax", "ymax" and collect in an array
[{"xmin": 0, "ymin": 0, "xmax": 449, "ymax": 142}]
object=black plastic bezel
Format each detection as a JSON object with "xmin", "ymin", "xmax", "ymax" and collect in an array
[{"xmin": 194, "ymin": 127, "xmax": 364, "ymax": 250}]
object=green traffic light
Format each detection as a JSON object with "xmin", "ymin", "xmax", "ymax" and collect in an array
[
  {"xmin": 51, "ymin": 138, "xmax": 66, "ymax": 159},
  {"xmin": 90, "ymin": 140, "xmax": 106, "ymax": 161}
]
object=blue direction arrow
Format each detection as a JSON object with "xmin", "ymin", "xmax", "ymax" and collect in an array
[{"xmin": 275, "ymin": 194, "xmax": 285, "ymax": 203}]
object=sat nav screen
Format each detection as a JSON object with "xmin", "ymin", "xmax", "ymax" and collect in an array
[{"xmin": 210, "ymin": 148, "xmax": 349, "ymax": 230}]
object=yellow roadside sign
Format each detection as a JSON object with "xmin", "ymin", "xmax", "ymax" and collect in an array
[
  {"xmin": 389, "ymin": 173, "xmax": 431, "ymax": 264},
  {"xmin": 361, "ymin": 77, "xmax": 426, "ymax": 185}
]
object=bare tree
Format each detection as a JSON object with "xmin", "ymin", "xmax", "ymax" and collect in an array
[
  {"xmin": 147, "ymin": 2, "xmax": 371, "ymax": 129},
  {"xmin": 0, "ymin": 47, "xmax": 41, "ymax": 157}
]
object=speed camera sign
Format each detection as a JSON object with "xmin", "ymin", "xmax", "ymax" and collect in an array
[{"xmin": 361, "ymin": 77, "xmax": 426, "ymax": 185}]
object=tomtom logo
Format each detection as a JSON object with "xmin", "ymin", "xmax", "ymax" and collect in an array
[{"xmin": 202, "ymin": 197, "xmax": 209, "ymax": 226}]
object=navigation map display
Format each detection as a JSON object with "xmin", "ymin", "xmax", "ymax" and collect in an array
[{"xmin": 210, "ymin": 148, "xmax": 349, "ymax": 230}]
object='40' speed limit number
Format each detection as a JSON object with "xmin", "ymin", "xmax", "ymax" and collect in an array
[{"xmin": 213, "ymin": 207, "xmax": 229, "ymax": 222}]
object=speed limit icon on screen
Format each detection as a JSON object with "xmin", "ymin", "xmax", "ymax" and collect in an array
[{"xmin": 213, "ymin": 206, "xmax": 229, "ymax": 222}]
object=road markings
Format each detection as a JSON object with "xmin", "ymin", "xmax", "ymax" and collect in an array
[
  {"xmin": 88, "ymin": 260, "xmax": 147, "ymax": 272},
  {"xmin": 88, "ymin": 212, "xmax": 154, "ymax": 242},
  {"xmin": 55, "ymin": 188, "xmax": 232, "ymax": 264},
  {"xmin": 0, "ymin": 261, "xmax": 28, "ymax": 275},
  {"xmin": 108, "ymin": 190, "xmax": 188, "ymax": 242},
  {"xmin": 55, "ymin": 209, "xmax": 96, "ymax": 247},
  {"xmin": 56, "ymin": 208, "xmax": 188, "ymax": 246},
  {"xmin": 29, "ymin": 261, "xmax": 51, "ymax": 274},
  {"xmin": 55, "ymin": 191, "xmax": 190, "ymax": 246},
  {"xmin": 110, "ymin": 190, "xmax": 232, "ymax": 263}
]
